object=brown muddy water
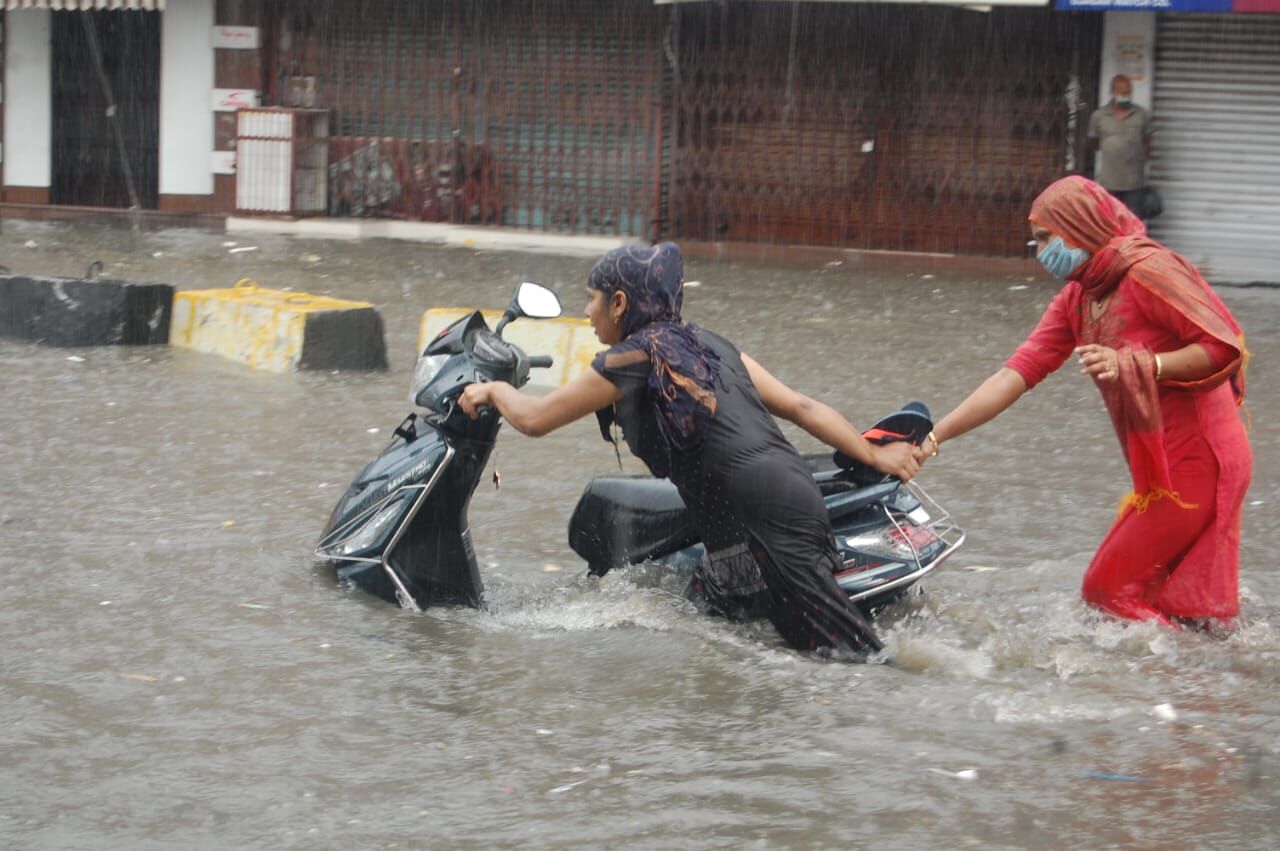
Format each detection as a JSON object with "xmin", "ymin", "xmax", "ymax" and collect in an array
[{"xmin": 1, "ymin": 218, "xmax": 1276, "ymax": 850}]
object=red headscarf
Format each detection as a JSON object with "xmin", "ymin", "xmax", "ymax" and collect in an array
[
  {"xmin": 1029, "ymin": 176, "xmax": 1246, "ymax": 401},
  {"xmin": 1028, "ymin": 176, "xmax": 1248, "ymax": 509}
]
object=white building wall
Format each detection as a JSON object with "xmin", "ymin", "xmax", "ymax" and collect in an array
[
  {"xmin": 159, "ymin": 0, "xmax": 216, "ymax": 196},
  {"xmin": 3, "ymin": 10, "xmax": 52, "ymax": 188},
  {"xmin": 1099, "ymin": 11, "xmax": 1157, "ymax": 110}
]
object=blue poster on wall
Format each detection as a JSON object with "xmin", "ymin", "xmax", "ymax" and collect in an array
[{"xmin": 1055, "ymin": 0, "xmax": 1234, "ymax": 10}]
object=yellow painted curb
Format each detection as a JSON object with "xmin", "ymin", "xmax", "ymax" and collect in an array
[
  {"xmin": 171, "ymin": 278, "xmax": 388, "ymax": 372},
  {"xmin": 418, "ymin": 308, "xmax": 602, "ymax": 390}
]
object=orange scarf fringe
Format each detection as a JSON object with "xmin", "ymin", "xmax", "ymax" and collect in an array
[{"xmin": 1117, "ymin": 488, "xmax": 1199, "ymax": 517}]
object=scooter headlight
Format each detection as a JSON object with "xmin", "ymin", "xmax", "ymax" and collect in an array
[
  {"xmin": 409, "ymin": 354, "xmax": 451, "ymax": 405},
  {"xmin": 328, "ymin": 492, "xmax": 412, "ymax": 557}
]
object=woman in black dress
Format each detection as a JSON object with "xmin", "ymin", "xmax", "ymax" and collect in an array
[{"xmin": 460, "ymin": 242, "xmax": 917, "ymax": 656}]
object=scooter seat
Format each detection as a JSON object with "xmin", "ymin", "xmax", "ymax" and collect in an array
[{"xmin": 568, "ymin": 475, "xmax": 698, "ymax": 575}]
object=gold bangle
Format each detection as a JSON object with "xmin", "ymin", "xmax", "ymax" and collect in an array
[
  {"xmin": 1154, "ymin": 354, "xmax": 1163, "ymax": 381},
  {"xmin": 926, "ymin": 431, "xmax": 940, "ymax": 457}
]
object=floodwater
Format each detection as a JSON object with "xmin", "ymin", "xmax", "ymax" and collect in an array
[{"xmin": 1, "ymin": 218, "xmax": 1276, "ymax": 850}]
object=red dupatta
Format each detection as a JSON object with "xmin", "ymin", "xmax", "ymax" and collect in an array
[{"xmin": 1028, "ymin": 177, "xmax": 1248, "ymax": 511}]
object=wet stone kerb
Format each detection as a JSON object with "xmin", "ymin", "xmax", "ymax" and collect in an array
[
  {"xmin": 168, "ymin": 283, "xmax": 389, "ymax": 374},
  {"xmin": 0, "ymin": 274, "xmax": 173, "ymax": 347}
]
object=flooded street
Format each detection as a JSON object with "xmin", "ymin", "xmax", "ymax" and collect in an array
[{"xmin": 2, "ymin": 218, "xmax": 1276, "ymax": 849}]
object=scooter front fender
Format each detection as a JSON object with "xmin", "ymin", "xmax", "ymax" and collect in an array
[{"xmin": 317, "ymin": 417, "xmax": 490, "ymax": 610}]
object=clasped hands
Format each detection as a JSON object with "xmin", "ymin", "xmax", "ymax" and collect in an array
[{"xmin": 872, "ymin": 441, "xmax": 920, "ymax": 482}]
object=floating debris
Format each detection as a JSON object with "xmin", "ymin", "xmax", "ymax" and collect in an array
[
  {"xmin": 66, "ymin": 355, "xmax": 86, "ymax": 363},
  {"xmin": 222, "ymin": 520, "xmax": 237, "ymax": 528},
  {"xmin": 1085, "ymin": 771, "xmax": 1148, "ymax": 782},
  {"xmin": 118, "ymin": 672, "xmax": 158, "ymax": 684},
  {"xmin": 228, "ymin": 246, "xmax": 259, "ymax": 254},
  {"xmin": 549, "ymin": 779, "xmax": 587, "ymax": 795},
  {"xmin": 1151, "ymin": 703, "xmax": 1178, "ymax": 722}
]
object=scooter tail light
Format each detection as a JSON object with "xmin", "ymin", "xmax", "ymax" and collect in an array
[{"xmin": 845, "ymin": 522, "xmax": 940, "ymax": 560}]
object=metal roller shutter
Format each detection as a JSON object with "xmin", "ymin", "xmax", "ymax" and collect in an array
[
  {"xmin": 274, "ymin": 0, "xmax": 663, "ymax": 237},
  {"xmin": 2, "ymin": 1, "xmax": 164, "ymax": 9},
  {"xmin": 1151, "ymin": 14, "xmax": 1280, "ymax": 283},
  {"xmin": 668, "ymin": 6, "xmax": 1100, "ymax": 256}
]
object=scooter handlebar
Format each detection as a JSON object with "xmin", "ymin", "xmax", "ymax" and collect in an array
[{"xmin": 527, "ymin": 355, "xmax": 554, "ymax": 369}]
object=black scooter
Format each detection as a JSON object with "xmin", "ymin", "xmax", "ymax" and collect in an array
[
  {"xmin": 568, "ymin": 426, "xmax": 965, "ymax": 616},
  {"xmin": 315, "ymin": 281, "xmax": 562, "ymax": 611},
  {"xmin": 316, "ymin": 282, "xmax": 964, "ymax": 616}
]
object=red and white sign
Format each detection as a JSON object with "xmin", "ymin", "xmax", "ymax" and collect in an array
[
  {"xmin": 211, "ymin": 89, "xmax": 260, "ymax": 113},
  {"xmin": 210, "ymin": 151, "xmax": 237, "ymax": 175},
  {"xmin": 210, "ymin": 26, "xmax": 261, "ymax": 50}
]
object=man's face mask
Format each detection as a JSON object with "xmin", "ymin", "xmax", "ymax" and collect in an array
[
  {"xmin": 1116, "ymin": 96, "xmax": 1132, "ymax": 107},
  {"xmin": 1037, "ymin": 236, "xmax": 1091, "ymax": 280}
]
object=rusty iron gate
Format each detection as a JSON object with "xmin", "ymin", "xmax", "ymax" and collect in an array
[
  {"xmin": 269, "ymin": 0, "xmax": 664, "ymax": 237},
  {"xmin": 666, "ymin": 5, "xmax": 1099, "ymax": 256},
  {"xmin": 266, "ymin": 2, "xmax": 1096, "ymax": 257}
]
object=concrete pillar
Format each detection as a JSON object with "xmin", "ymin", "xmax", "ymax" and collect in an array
[
  {"xmin": 2, "ymin": 9, "xmax": 52, "ymax": 202},
  {"xmin": 159, "ymin": 0, "xmax": 217, "ymax": 209}
]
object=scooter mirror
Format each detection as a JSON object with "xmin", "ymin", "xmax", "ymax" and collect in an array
[{"xmin": 514, "ymin": 282, "xmax": 562, "ymax": 319}]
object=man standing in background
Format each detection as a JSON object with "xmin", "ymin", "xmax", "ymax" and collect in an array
[{"xmin": 1088, "ymin": 74, "xmax": 1155, "ymax": 219}]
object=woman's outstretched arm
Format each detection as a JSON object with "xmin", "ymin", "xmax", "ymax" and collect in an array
[
  {"xmin": 459, "ymin": 368, "xmax": 622, "ymax": 437},
  {"xmin": 741, "ymin": 353, "xmax": 919, "ymax": 481},
  {"xmin": 931, "ymin": 367, "xmax": 1028, "ymax": 448}
]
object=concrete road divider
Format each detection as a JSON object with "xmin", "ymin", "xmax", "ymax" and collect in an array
[
  {"xmin": 418, "ymin": 308, "xmax": 601, "ymax": 390},
  {"xmin": 171, "ymin": 278, "xmax": 388, "ymax": 373},
  {"xmin": 0, "ymin": 273, "xmax": 173, "ymax": 346}
]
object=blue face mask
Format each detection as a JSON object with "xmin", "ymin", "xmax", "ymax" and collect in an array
[{"xmin": 1037, "ymin": 236, "xmax": 1090, "ymax": 280}]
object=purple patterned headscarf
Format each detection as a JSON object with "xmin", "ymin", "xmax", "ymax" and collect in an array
[{"xmin": 588, "ymin": 242, "xmax": 721, "ymax": 452}]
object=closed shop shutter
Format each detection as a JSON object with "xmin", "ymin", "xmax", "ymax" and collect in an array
[
  {"xmin": 668, "ymin": 6, "xmax": 1100, "ymax": 256},
  {"xmin": 274, "ymin": 0, "xmax": 663, "ymax": 236},
  {"xmin": 1152, "ymin": 14, "xmax": 1280, "ymax": 283}
]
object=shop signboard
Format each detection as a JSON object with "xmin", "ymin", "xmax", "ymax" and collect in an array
[{"xmin": 1055, "ymin": 0, "xmax": 1279, "ymax": 9}]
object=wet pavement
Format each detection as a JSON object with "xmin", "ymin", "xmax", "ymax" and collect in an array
[{"xmin": 1, "ymin": 217, "xmax": 1277, "ymax": 849}]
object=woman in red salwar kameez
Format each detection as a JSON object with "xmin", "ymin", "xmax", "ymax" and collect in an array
[{"xmin": 919, "ymin": 176, "xmax": 1251, "ymax": 626}]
